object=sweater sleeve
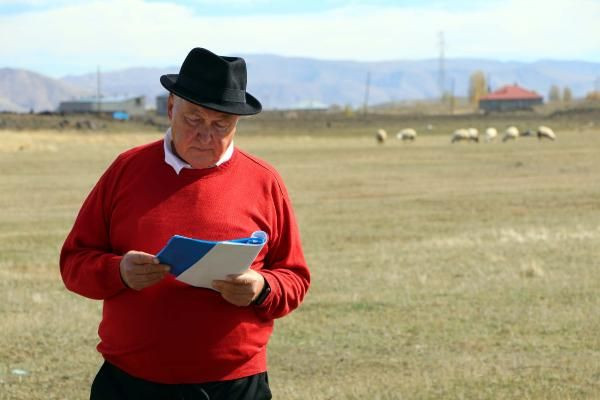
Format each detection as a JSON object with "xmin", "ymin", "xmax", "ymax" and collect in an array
[
  {"xmin": 254, "ymin": 184, "xmax": 310, "ymax": 320},
  {"xmin": 59, "ymin": 157, "xmax": 127, "ymax": 300}
]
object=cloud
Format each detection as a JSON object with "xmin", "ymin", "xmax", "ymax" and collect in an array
[{"xmin": 0, "ymin": 0, "xmax": 598, "ymax": 77}]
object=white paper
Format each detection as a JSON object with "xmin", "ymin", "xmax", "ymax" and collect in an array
[{"xmin": 175, "ymin": 241, "xmax": 264, "ymax": 289}]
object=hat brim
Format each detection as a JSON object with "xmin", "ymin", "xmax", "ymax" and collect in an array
[{"xmin": 160, "ymin": 74, "xmax": 262, "ymax": 116}]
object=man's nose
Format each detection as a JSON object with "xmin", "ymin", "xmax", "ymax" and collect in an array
[{"xmin": 194, "ymin": 125, "xmax": 213, "ymax": 143}]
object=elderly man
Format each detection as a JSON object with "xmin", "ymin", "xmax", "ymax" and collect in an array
[{"xmin": 60, "ymin": 47, "xmax": 310, "ymax": 400}]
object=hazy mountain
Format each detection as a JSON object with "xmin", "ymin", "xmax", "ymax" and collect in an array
[
  {"xmin": 62, "ymin": 67, "xmax": 175, "ymax": 105},
  {"xmin": 1, "ymin": 56, "xmax": 599, "ymax": 112},
  {"xmin": 0, "ymin": 68, "xmax": 91, "ymax": 112},
  {"xmin": 63, "ymin": 56, "xmax": 600, "ymax": 109},
  {"xmin": 242, "ymin": 55, "xmax": 600, "ymax": 108}
]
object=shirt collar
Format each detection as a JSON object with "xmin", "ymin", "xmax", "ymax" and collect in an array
[{"xmin": 163, "ymin": 127, "xmax": 234, "ymax": 175}]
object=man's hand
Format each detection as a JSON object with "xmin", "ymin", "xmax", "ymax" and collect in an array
[
  {"xmin": 212, "ymin": 269, "xmax": 264, "ymax": 307},
  {"xmin": 120, "ymin": 251, "xmax": 170, "ymax": 291}
]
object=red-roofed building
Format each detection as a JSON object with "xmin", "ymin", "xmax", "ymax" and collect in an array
[{"xmin": 479, "ymin": 84, "xmax": 543, "ymax": 112}]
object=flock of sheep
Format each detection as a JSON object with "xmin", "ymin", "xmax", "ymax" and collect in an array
[
  {"xmin": 376, "ymin": 128, "xmax": 417, "ymax": 143},
  {"xmin": 375, "ymin": 126, "xmax": 556, "ymax": 144},
  {"xmin": 450, "ymin": 125, "xmax": 556, "ymax": 143},
  {"xmin": 397, "ymin": 128, "xmax": 418, "ymax": 141}
]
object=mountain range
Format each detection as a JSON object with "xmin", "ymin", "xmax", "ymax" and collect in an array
[
  {"xmin": 0, "ymin": 68, "xmax": 89, "ymax": 112},
  {"xmin": 1, "ymin": 55, "xmax": 599, "ymax": 112}
]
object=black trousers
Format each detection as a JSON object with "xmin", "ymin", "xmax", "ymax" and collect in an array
[{"xmin": 90, "ymin": 361, "xmax": 272, "ymax": 400}]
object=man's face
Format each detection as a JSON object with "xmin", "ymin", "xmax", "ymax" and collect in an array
[{"xmin": 167, "ymin": 95, "xmax": 240, "ymax": 169}]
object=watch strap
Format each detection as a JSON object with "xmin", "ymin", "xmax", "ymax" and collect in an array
[{"xmin": 252, "ymin": 278, "xmax": 271, "ymax": 305}]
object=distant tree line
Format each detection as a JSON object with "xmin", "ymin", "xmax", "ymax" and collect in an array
[
  {"xmin": 586, "ymin": 91, "xmax": 600, "ymax": 101},
  {"xmin": 455, "ymin": 71, "xmax": 599, "ymax": 110},
  {"xmin": 468, "ymin": 71, "xmax": 488, "ymax": 107},
  {"xmin": 466, "ymin": 70, "xmax": 593, "ymax": 106},
  {"xmin": 548, "ymin": 85, "xmax": 573, "ymax": 103}
]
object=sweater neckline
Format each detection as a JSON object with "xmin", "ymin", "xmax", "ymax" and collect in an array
[{"xmin": 174, "ymin": 148, "xmax": 239, "ymax": 179}]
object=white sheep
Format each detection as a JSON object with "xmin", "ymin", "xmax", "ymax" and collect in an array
[
  {"xmin": 451, "ymin": 128, "xmax": 479, "ymax": 143},
  {"xmin": 451, "ymin": 129, "xmax": 469, "ymax": 143},
  {"xmin": 396, "ymin": 128, "xmax": 417, "ymax": 141},
  {"xmin": 502, "ymin": 126, "xmax": 519, "ymax": 142},
  {"xmin": 376, "ymin": 128, "xmax": 387, "ymax": 144},
  {"xmin": 484, "ymin": 127, "xmax": 498, "ymax": 142},
  {"xmin": 467, "ymin": 128, "xmax": 479, "ymax": 142},
  {"xmin": 537, "ymin": 125, "xmax": 556, "ymax": 140}
]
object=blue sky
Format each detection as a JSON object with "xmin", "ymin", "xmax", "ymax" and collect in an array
[
  {"xmin": 0, "ymin": 0, "xmax": 489, "ymax": 16},
  {"xmin": 0, "ymin": 0, "xmax": 598, "ymax": 77}
]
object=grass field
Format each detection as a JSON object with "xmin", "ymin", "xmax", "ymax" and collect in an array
[{"xmin": 1, "ymin": 119, "xmax": 599, "ymax": 399}]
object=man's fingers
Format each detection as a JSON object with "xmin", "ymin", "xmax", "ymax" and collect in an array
[
  {"xmin": 132, "ymin": 264, "xmax": 170, "ymax": 276},
  {"xmin": 120, "ymin": 251, "xmax": 170, "ymax": 291},
  {"xmin": 213, "ymin": 280, "xmax": 245, "ymax": 290},
  {"xmin": 213, "ymin": 280, "xmax": 253, "ymax": 295},
  {"xmin": 221, "ymin": 293, "xmax": 253, "ymax": 307},
  {"xmin": 212, "ymin": 271, "xmax": 265, "ymax": 307},
  {"xmin": 132, "ymin": 252, "xmax": 159, "ymax": 265},
  {"xmin": 138, "ymin": 270, "xmax": 169, "ymax": 280},
  {"xmin": 223, "ymin": 274, "xmax": 255, "ymax": 285},
  {"xmin": 127, "ymin": 271, "xmax": 170, "ymax": 290}
]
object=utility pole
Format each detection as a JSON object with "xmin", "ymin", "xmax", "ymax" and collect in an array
[
  {"xmin": 449, "ymin": 77, "xmax": 455, "ymax": 114},
  {"xmin": 363, "ymin": 71, "xmax": 371, "ymax": 115},
  {"xmin": 96, "ymin": 65, "xmax": 102, "ymax": 113},
  {"xmin": 438, "ymin": 31, "xmax": 445, "ymax": 102}
]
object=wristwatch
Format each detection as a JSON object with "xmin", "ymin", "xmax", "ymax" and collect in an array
[{"xmin": 252, "ymin": 279, "xmax": 271, "ymax": 305}]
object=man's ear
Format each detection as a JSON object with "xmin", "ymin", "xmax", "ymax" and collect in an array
[{"xmin": 167, "ymin": 94, "xmax": 174, "ymax": 121}]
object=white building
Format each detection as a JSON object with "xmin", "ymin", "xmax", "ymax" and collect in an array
[{"xmin": 59, "ymin": 96, "xmax": 146, "ymax": 116}]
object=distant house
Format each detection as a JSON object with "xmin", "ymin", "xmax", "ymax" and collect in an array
[
  {"xmin": 156, "ymin": 94, "xmax": 169, "ymax": 116},
  {"xmin": 58, "ymin": 95, "xmax": 146, "ymax": 116},
  {"xmin": 478, "ymin": 84, "xmax": 543, "ymax": 112}
]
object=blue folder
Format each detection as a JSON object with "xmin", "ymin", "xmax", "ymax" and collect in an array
[{"xmin": 156, "ymin": 231, "xmax": 268, "ymax": 278}]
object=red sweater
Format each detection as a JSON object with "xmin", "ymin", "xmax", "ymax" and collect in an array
[{"xmin": 60, "ymin": 139, "xmax": 310, "ymax": 384}]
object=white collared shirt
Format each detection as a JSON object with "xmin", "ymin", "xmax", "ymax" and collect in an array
[{"xmin": 163, "ymin": 127, "xmax": 234, "ymax": 175}]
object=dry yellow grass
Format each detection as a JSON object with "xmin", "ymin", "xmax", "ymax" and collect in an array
[{"xmin": 1, "ymin": 121, "xmax": 599, "ymax": 399}]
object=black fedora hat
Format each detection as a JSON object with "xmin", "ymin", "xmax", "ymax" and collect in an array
[{"xmin": 160, "ymin": 48, "xmax": 262, "ymax": 116}]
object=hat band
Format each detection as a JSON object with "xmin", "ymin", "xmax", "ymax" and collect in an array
[{"xmin": 176, "ymin": 75, "xmax": 246, "ymax": 103}]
